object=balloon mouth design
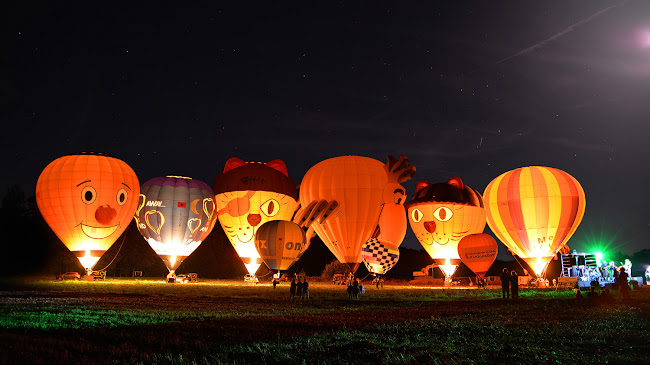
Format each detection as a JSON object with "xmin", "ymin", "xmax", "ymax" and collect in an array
[
  {"xmin": 434, "ymin": 238, "xmax": 449, "ymax": 246},
  {"xmin": 236, "ymin": 228, "xmax": 255, "ymax": 243},
  {"xmin": 80, "ymin": 223, "xmax": 119, "ymax": 239},
  {"xmin": 416, "ymin": 234, "xmax": 447, "ymax": 248}
]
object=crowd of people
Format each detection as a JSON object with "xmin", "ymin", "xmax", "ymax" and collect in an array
[
  {"xmin": 276, "ymin": 262, "xmax": 643, "ymax": 302},
  {"xmin": 346, "ymin": 277, "xmax": 365, "ymax": 299},
  {"xmin": 289, "ymin": 276, "xmax": 309, "ymax": 299},
  {"xmin": 499, "ymin": 264, "xmax": 635, "ymax": 301},
  {"xmin": 572, "ymin": 259, "xmax": 633, "ymax": 284}
]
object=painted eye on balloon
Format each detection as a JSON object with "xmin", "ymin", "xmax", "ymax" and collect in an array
[
  {"xmin": 394, "ymin": 192, "xmax": 405, "ymax": 205},
  {"xmin": 81, "ymin": 186, "xmax": 97, "ymax": 205},
  {"xmin": 260, "ymin": 199, "xmax": 280, "ymax": 217},
  {"xmin": 116, "ymin": 188, "xmax": 128, "ymax": 206},
  {"xmin": 433, "ymin": 207, "xmax": 453, "ymax": 222},
  {"xmin": 411, "ymin": 208, "xmax": 423, "ymax": 223}
]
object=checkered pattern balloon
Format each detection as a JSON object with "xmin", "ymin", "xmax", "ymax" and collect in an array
[{"xmin": 362, "ymin": 238, "xmax": 400, "ymax": 275}]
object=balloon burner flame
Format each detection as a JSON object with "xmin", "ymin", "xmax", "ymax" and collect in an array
[
  {"xmin": 439, "ymin": 258, "xmax": 458, "ymax": 279},
  {"xmin": 78, "ymin": 250, "xmax": 100, "ymax": 270}
]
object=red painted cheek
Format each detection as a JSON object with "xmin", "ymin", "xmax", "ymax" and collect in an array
[{"xmin": 95, "ymin": 205, "xmax": 117, "ymax": 225}]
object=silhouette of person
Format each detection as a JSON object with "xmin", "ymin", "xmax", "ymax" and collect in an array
[
  {"xmin": 296, "ymin": 278, "xmax": 304, "ymax": 299},
  {"xmin": 600, "ymin": 288, "xmax": 614, "ymax": 303},
  {"xmin": 303, "ymin": 278, "xmax": 309, "ymax": 299},
  {"xmin": 500, "ymin": 268, "xmax": 510, "ymax": 299},
  {"xmin": 510, "ymin": 270, "xmax": 519, "ymax": 299},
  {"xmin": 617, "ymin": 267, "xmax": 631, "ymax": 300},
  {"xmin": 352, "ymin": 278, "xmax": 360, "ymax": 299},
  {"xmin": 290, "ymin": 278, "xmax": 297, "ymax": 299},
  {"xmin": 586, "ymin": 287, "xmax": 599, "ymax": 300},
  {"xmin": 574, "ymin": 289, "xmax": 583, "ymax": 300}
]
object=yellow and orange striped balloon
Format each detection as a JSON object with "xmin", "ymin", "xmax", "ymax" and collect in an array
[{"xmin": 483, "ymin": 166, "xmax": 586, "ymax": 275}]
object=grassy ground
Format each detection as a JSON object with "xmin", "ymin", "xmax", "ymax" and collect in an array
[{"xmin": 1, "ymin": 277, "xmax": 649, "ymax": 364}]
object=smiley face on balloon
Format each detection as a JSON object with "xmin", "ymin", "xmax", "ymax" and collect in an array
[{"xmin": 36, "ymin": 152, "xmax": 140, "ymax": 269}]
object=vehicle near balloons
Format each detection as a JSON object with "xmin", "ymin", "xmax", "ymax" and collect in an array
[{"xmin": 56, "ymin": 272, "xmax": 81, "ymax": 281}]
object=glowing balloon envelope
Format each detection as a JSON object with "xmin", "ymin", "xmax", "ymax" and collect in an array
[
  {"xmin": 483, "ymin": 166, "xmax": 586, "ymax": 276},
  {"xmin": 135, "ymin": 176, "xmax": 217, "ymax": 272},
  {"xmin": 35, "ymin": 152, "xmax": 140, "ymax": 270},
  {"xmin": 254, "ymin": 220, "xmax": 307, "ymax": 271},
  {"xmin": 405, "ymin": 177, "xmax": 486, "ymax": 277},
  {"xmin": 361, "ymin": 238, "xmax": 400, "ymax": 275},
  {"xmin": 298, "ymin": 155, "xmax": 415, "ymax": 267},
  {"xmin": 457, "ymin": 234, "xmax": 498, "ymax": 278},
  {"xmin": 213, "ymin": 158, "xmax": 299, "ymax": 275}
]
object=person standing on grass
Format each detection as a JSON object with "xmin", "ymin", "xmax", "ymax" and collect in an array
[
  {"xmin": 302, "ymin": 278, "xmax": 309, "ymax": 299},
  {"xmin": 296, "ymin": 277, "xmax": 304, "ymax": 299},
  {"xmin": 500, "ymin": 268, "xmax": 510, "ymax": 299},
  {"xmin": 617, "ymin": 267, "xmax": 631, "ymax": 300},
  {"xmin": 290, "ymin": 278, "xmax": 297, "ymax": 299},
  {"xmin": 510, "ymin": 270, "xmax": 519, "ymax": 299},
  {"xmin": 352, "ymin": 278, "xmax": 360, "ymax": 299}
]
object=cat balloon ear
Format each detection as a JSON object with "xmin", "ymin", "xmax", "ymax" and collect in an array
[
  {"xmin": 446, "ymin": 176, "xmax": 464, "ymax": 190},
  {"xmin": 266, "ymin": 159, "xmax": 289, "ymax": 177},
  {"xmin": 223, "ymin": 157, "xmax": 247, "ymax": 173},
  {"xmin": 414, "ymin": 180, "xmax": 430, "ymax": 195}
]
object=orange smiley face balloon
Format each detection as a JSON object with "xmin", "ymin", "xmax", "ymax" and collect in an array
[{"xmin": 36, "ymin": 152, "xmax": 140, "ymax": 270}]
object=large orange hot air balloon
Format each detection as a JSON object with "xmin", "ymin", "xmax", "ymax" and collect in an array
[
  {"xmin": 405, "ymin": 177, "xmax": 486, "ymax": 278},
  {"xmin": 457, "ymin": 233, "xmax": 498, "ymax": 278},
  {"xmin": 213, "ymin": 158, "xmax": 299, "ymax": 275},
  {"xmin": 483, "ymin": 166, "xmax": 586, "ymax": 276},
  {"xmin": 35, "ymin": 152, "xmax": 140, "ymax": 271},
  {"xmin": 254, "ymin": 220, "xmax": 306, "ymax": 272},
  {"xmin": 298, "ymin": 156, "xmax": 415, "ymax": 269}
]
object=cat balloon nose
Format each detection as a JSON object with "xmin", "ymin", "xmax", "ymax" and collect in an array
[
  {"xmin": 247, "ymin": 214, "xmax": 261, "ymax": 227},
  {"xmin": 424, "ymin": 221, "xmax": 436, "ymax": 233}
]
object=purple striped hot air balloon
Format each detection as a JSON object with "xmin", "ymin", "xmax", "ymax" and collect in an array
[{"xmin": 135, "ymin": 176, "xmax": 217, "ymax": 273}]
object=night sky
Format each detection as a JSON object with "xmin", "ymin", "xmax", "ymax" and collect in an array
[{"xmin": 3, "ymin": 1, "xmax": 649, "ymax": 257}]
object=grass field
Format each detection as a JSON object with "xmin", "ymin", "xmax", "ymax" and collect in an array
[{"xmin": 1, "ymin": 277, "xmax": 649, "ymax": 364}]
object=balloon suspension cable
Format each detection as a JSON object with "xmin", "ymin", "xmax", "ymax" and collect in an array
[
  {"xmin": 359, "ymin": 271, "xmax": 373, "ymax": 282},
  {"xmin": 257, "ymin": 270, "xmax": 274, "ymax": 278},
  {"xmin": 96, "ymin": 225, "xmax": 130, "ymax": 272},
  {"xmin": 512, "ymin": 255, "xmax": 536, "ymax": 278},
  {"xmin": 371, "ymin": 204, "xmax": 386, "ymax": 239}
]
